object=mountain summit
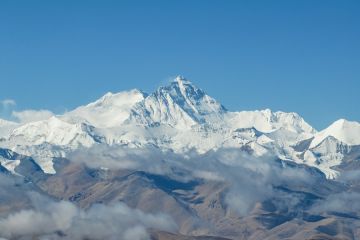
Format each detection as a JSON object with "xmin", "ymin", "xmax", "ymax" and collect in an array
[
  {"xmin": 128, "ymin": 76, "xmax": 226, "ymax": 129},
  {"xmin": 310, "ymin": 119, "xmax": 360, "ymax": 148},
  {"xmin": 63, "ymin": 89, "xmax": 147, "ymax": 128}
]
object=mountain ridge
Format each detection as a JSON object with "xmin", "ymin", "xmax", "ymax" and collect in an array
[{"xmin": 0, "ymin": 76, "xmax": 359, "ymax": 179}]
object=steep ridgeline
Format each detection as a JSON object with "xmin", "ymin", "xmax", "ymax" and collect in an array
[
  {"xmin": 0, "ymin": 76, "xmax": 359, "ymax": 179},
  {"xmin": 295, "ymin": 119, "xmax": 360, "ymax": 179},
  {"xmin": 127, "ymin": 77, "xmax": 227, "ymax": 129}
]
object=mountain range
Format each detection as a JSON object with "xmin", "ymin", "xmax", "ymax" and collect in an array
[
  {"xmin": 1, "ymin": 76, "xmax": 359, "ymax": 179},
  {"xmin": 0, "ymin": 76, "xmax": 360, "ymax": 239}
]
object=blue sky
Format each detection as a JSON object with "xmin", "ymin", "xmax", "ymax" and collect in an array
[{"xmin": 0, "ymin": 0, "xmax": 359, "ymax": 129}]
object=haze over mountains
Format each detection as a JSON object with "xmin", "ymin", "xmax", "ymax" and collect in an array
[{"xmin": 1, "ymin": 76, "xmax": 360, "ymax": 239}]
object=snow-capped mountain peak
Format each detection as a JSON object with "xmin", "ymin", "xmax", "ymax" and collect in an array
[
  {"xmin": 173, "ymin": 75, "xmax": 191, "ymax": 85},
  {"xmin": 63, "ymin": 89, "xmax": 147, "ymax": 128},
  {"xmin": 310, "ymin": 119, "xmax": 360, "ymax": 148},
  {"xmin": 128, "ymin": 76, "xmax": 226, "ymax": 129},
  {"xmin": 8, "ymin": 116, "xmax": 97, "ymax": 147},
  {"xmin": 87, "ymin": 89, "xmax": 146, "ymax": 108},
  {"xmin": 225, "ymin": 109, "xmax": 316, "ymax": 135},
  {"xmin": 165, "ymin": 76, "xmax": 226, "ymax": 115}
]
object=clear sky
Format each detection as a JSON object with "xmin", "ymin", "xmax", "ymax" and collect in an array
[{"xmin": 0, "ymin": 0, "xmax": 359, "ymax": 130}]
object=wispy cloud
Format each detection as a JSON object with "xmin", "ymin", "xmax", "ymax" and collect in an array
[
  {"xmin": 0, "ymin": 99, "xmax": 17, "ymax": 120},
  {"xmin": 12, "ymin": 109, "xmax": 54, "ymax": 123},
  {"xmin": 0, "ymin": 99, "xmax": 16, "ymax": 108},
  {"xmin": 0, "ymin": 99, "xmax": 56, "ymax": 123}
]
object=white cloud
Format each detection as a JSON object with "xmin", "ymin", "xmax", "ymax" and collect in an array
[
  {"xmin": 0, "ymin": 99, "xmax": 16, "ymax": 108},
  {"xmin": 0, "ymin": 192, "xmax": 177, "ymax": 240},
  {"xmin": 192, "ymin": 170, "xmax": 224, "ymax": 181},
  {"xmin": 12, "ymin": 110, "xmax": 54, "ymax": 123},
  {"xmin": 69, "ymin": 145, "xmax": 320, "ymax": 216},
  {"xmin": 312, "ymin": 192, "xmax": 360, "ymax": 214}
]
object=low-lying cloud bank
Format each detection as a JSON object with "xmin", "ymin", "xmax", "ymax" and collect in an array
[
  {"xmin": 0, "ymin": 192, "xmax": 177, "ymax": 240},
  {"xmin": 69, "ymin": 145, "xmax": 323, "ymax": 216}
]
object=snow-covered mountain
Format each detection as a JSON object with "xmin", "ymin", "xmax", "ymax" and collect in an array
[
  {"xmin": 295, "ymin": 119, "xmax": 360, "ymax": 179},
  {"xmin": 310, "ymin": 119, "xmax": 360, "ymax": 148},
  {"xmin": 63, "ymin": 89, "xmax": 146, "ymax": 128},
  {"xmin": 0, "ymin": 76, "xmax": 359, "ymax": 179},
  {"xmin": 2, "ymin": 116, "xmax": 105, "ymax": 173},
  {"xmin": 225, "ymin": 109, "xmax": 316, "ymax": 135},
  {"xmin": 128, "ymin": 76, "xmax": 227, "ymax": 129},
  {"xmin": 9, "ymin": 116, "xmax": 99, "ymax": 147}
]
